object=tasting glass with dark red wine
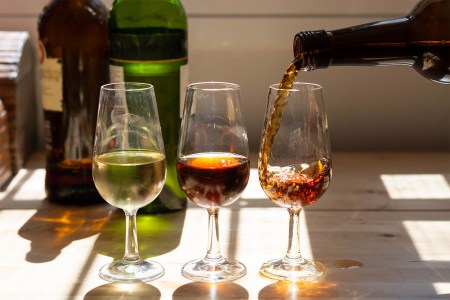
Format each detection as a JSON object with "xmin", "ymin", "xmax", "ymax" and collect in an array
[
  {"xmin": 177, "ymin": 82, "xmax": 250, "ymax": 282},
  {"xmin": 258, "ymin": 82, "xmax": 332, "ymax": 282}
]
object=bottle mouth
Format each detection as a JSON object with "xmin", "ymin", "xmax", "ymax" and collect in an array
[
  {"xmin": 294, "ymin": 30, "xmax": 326, "ymax": 56},
  {"xmin": 293, "ymin": 30, "xmax": 331, "ymax": 69}
]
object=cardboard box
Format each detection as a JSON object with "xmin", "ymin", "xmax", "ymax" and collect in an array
[
  {"xmin": 0, "ymin": 31, "xmax": 38, "ymax": 173},
  {"xmin": 0, "ymin": 100, "xmax": 12, "ymax": 188}
]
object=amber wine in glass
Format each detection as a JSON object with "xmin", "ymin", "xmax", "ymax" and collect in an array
[{"xmin": 258, "ymin": 82, "xmax": 332, "ymax": 282}]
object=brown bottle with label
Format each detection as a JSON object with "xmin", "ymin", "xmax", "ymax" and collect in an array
[
  {"xmin": 38, "ymin": 0, "xmax": 109, "ymax": 205},
  {"xmin": 293, "ymin": 0, "xmax": 450, "ymax": 84}
]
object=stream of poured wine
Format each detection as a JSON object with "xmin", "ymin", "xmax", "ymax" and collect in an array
[{"xmin": 258, "ymin": 61, "xmax": 300, "ymax": 182}]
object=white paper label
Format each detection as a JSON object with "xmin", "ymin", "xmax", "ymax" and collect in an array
[
  {"xmin": 180, "ymin": 64, "xmax": 189, "ymax": 118},
  {"xmin": 109, "ymin": 64, "xmax": 125, "ymax": 83},
  {"xmin": 40, "ymin": 58, "xmax": 63, "ymax": 112}
]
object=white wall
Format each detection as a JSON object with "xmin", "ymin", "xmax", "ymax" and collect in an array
[{"xmin": 1, "ymin": 0, "xmax": 449, "ymax": 152}]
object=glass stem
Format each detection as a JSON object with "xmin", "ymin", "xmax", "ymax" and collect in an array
[
  {"xmin": 285, "ymin": 208, "xmax": 302, "ymax": 261},
  {"xmin": 205, "ymin": 209, "xmax": 224, "ymax": 262},
  {"xmin": 123, "ymin": 210, "xmax": 141, "ymax": 263}
]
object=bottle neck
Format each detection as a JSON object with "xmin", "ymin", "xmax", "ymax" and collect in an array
[
  {"xmin": 293, "ymin": 30, "xmax": 330, "ymax": 70},
  {"xmin": 294, "ymin": 17, "xmax": 413, "ymax": 70},
  {"xmin": 328, "ymin": 17, "xmax": 409, "ymax": 47}
]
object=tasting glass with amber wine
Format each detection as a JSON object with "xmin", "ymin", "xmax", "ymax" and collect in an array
[
  {"xmin": 177, "ymin": 82, "xmax": 250, "ymax": 282},
  {"xmin": 92, "ymin": 83, "xmax": 166, "ymax": 282},
  {"xmin": 258, "ymin": 82, "xmax": 332, "ymax": 282}
]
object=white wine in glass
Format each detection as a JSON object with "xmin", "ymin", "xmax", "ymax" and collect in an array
[
  {"xmin": 92, "ymin": 82, "xmax": 166, "ymax": 282},
  {"xmin": 93, "ymin": 150, "xmax": 165, "ymax": 210}
]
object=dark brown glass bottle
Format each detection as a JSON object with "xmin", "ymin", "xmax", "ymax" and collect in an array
[
  {"xmin": 38, "ymin": 0, "xmax": 109, "ymax": 205},
  {"xmin": 293, "ymin": 0, "xmax": 450, "ymax": 84}
]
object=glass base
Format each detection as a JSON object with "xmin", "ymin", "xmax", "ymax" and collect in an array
[
  {"xmin": 260, "ymin": 257, "xmax": 325, "ymax": 282},
  {"xmin": 99, "ymin": 259, "xmax": 164, "ymax": 283},
  {"xmin": 181, "ymin": 258, "xmax": 246, "ymax": 283}
]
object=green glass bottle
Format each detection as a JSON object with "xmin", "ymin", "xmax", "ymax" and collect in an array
[{"xmin": 108, "ymin": 0, "xmax": 188, "ymax": 213}]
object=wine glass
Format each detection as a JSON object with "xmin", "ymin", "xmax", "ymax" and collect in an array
[
  {"xmin": 258, "ymin": 82, "xmax": 332, "ymax": 282},
  {"xmin": 177, "ymin": 82, "xmax": 250, "ymax": 282},
  {"xmin": 92, "ymin": 82, "xmax": 166, "ymax": 282}
]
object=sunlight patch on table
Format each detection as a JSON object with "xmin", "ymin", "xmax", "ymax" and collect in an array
[
  {"xmin": 240, "ymin": 168, "xmax": 266, "ymax": 200},
  {"xmin": 403, "ymin": 221, "xmax": 450, "ymax": 261},
  {"xmin": 46, "ymin": 233, "xmax": 106, "ymax": 290},
  {"xmin": 12, "ymin": 169, "xmax": 46, "ymax": 201},
  {"xmin": 219, "ymin": 209, "xmax": 233, "ymax": 256},
  {"xmin": 300, "ymin": 209, "xmax": 314, "ymax": 259},
  {"xmin": 0, "ymin": 169, "xmax": 30, "ymax": 200},
  {"xmin": 433, "ymin": 283, "xmax": 450, "ymax": 296},
  {"xmin": 0, "ymin": 209, "xmax": 36, "ymax": 231},
  {"xmin": 381, "ymin": 174, "xmax": 450, "ymax": 199}
]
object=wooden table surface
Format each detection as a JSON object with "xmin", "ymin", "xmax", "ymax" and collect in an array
[{"xmin": 0, "ymin": 152, "xmax": 449, "ymax": 299}]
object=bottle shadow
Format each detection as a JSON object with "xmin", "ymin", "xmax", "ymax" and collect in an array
[
  {"xmin": 71, "ymin": 208, "xmax": 185, "ymax": 298},
  {"xmin": 93, "ymin": 208, "xmax": 186, "ymax": 260},
  {"xmin": 172, "ymin": 282, "xmax": 249, "ymax": 299},
  {"xmin": 84, "ymin": 282, "xmax": 161, "ymax": 300},
  {"xmin": 18, "ymin": 202, "xmax": 186, "ymax": 264},
  {"xmin": 18, "ymin": 203, "xmax": 111, "ymax": 263}
]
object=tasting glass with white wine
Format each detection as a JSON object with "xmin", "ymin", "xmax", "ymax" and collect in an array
[{"xmin": 92, "ymin": 82, "xmax": 166, "ymax": 282}]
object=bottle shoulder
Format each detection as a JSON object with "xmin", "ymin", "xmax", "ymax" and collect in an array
[
  {"xmin": 39, "ymin": 0, "xmax": 108, "ymax": 30},
  {"xmin": 109, "ymin": 0, "xmax": 187, "ymax": 30},
  {"xmin": 38, "ymin": 0, "xmax": 109, "ymax": 52},
  {"xmin": 407, "ymin": 0, "xmax": 450, "ymax": 43}
]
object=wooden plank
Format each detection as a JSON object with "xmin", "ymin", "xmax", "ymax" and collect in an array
[
  {"xmin": 0, "ymin": 207, "xmax": 449, "ymax": 299},
  {"xmin": 0, "ymin": 152, "xmax": 449, "ymax": 299}
]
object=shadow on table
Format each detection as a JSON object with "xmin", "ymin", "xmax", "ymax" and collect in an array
[
  {"xmin": 18, "ymin": 204, "xmax": 186, "ymax": 263},
  {"xmin": 93, "ymin": 208, "xmax": 186, "ymax": 259},
  {"xmin": 18, "ymin": 203, "xmax": 111, "ymax": 263},
  {"xmin": 173, "ymin": 282, "xmax": 249, "ymax": 299},
  {"xmin": 74, "ymin": 208, "xmax": 185, "ymax": 299},
  {"xmin": 84, "ymin": 282, "xmax": 161, "ymax": 300}
]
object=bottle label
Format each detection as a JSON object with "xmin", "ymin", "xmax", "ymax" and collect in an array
[
  {"xmin": 39, "ymin": 41, "xmax": 63, "ymax": 112},
  {"xmin": 109, "ymin": 63, "xmax": 189, "ymax": 118},
  {"xmin": 109, "ymin": 30, "xmax": 187, "ymax": 61},
  {"xmin": 180, "ymin": 64, "xmax": 189, "ymax": 118},
  {"xmin": 109, "ymin": 64, "xmax": 125, "ymax": 83}
]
